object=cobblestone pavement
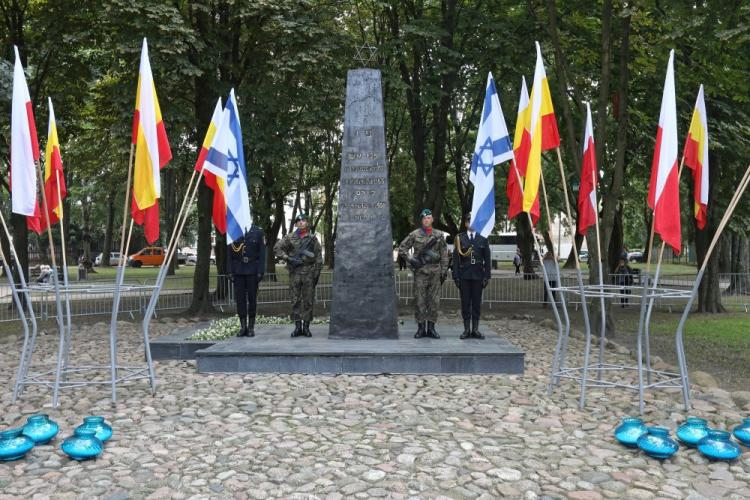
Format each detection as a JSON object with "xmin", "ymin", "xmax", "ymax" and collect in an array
[{"xmin": 1, "ymin": 315, "xmax": 749, "ymax": 499}]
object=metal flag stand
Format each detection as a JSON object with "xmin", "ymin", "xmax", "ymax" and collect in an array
[
  {"xmin": 11, "ymin": 88, "xmax": 220, "ymax": 406},
  {"xmin": 547, "ymin": 165, "xmax": 750, "ymax": 413}
]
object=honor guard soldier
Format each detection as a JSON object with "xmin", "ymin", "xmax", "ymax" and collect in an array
[
  {"xmin": 398, "ymin": 208, "xmax": 449, "ymax": 339},
  {"xmin": 229, "ymin": 224, "xmax": 266, "ymax": 337},
  {"xmin": 274, "ymin": 213, "xmax": 323, "ymax": 337},
  {"xmin": 452, "ymin": 213, "xmax": 491, "ymax": 339}
]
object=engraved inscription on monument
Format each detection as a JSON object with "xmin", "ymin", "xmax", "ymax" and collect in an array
[{"xmin": 329, "ymin": 69, "xmax": 399, "ymax": 339}]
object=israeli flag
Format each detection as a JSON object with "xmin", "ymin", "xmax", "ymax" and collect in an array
[
  {"xmin": 469, "ymin": 72, "xmax": 514, "ymax": 237},
  {"xmin": 204, "ymin": 89, "xmax": 252, "ymax": 244}
]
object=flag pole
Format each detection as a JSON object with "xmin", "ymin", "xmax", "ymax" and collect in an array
[
  {"xmin": 554, "ymin": 147, "xmax": 595, "ymax": 408},
  {"xmin": 142, "ymin": 168, "xmax": 207, "ymax": 394},
  {"xmin": 697, "ymin": 165, "xmax": 750, "ymax": 274},
  {"xmin": 674, "ymin": 164, "xmax": 750, "ymax": 408},
  {"xmin": 0, "ymin": 208, "xmax": 39, "ymax": 397},
  {"xmin": 35, "ymin": 158, "xmax": 67, "ymax": 407},
  {"xmin": 109, "ymin": 142, "xmax": 135, "ymax": 404},
  {"xmin": 509, "ymin": 155, "xmax": 570, "ymax": 393},
  {"xmin": 585, "ymin": 133, "xmax": 607, "ymax": 377},
  {"xmin": 164, "ymin": 170, "xmax": 203, "ymax": 275},
  {"xmin": 55, "ymin": 170, "xmax": 73, "ymax": 371},
  {"xmin": 162, "ymin": 170, "xmax": 198, "ymax": 265},
  {"xmin": 579, "ymin": 103, "xmax": 607, "ymax": 373},
  {"xmin": 538, "ymin": 164, "xmax": 574, "ymax": 390},
  {"xmin": 149, "ymin": 168, "xmax": 203, "ymax": 319},
  {"xmin": 117, "ymin": 143, "xmax": 135, "ymax": 263},
  {"xmin": 642, "ymin": 156, "xmax": 687, "ymax": 382},
  {"xmin": 2, "ymin": 210, "xmax": 34, "ymax": 402}
]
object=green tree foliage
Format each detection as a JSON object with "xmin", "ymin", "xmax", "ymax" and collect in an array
[{"xmin": 0, "ymin": 0, "xmax": 748, "ymax": 313}]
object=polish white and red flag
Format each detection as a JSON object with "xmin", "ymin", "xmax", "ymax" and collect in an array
[
  {"xmin": 647, "ymin": 49, "xmax": 681, "ymax": 254},
  {"xmin": 10, "ymin": 46, "xmax": 42, "ymax": 233},
  {"xmin": 577, "ymin": 102, "xmax": 598, "ymax": 235}
]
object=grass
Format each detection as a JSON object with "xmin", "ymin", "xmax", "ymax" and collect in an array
[
  {"xmin": 612, "ymin": 311, "xmax": 750, "ymax": 391},
  {"xmin": 630, "ymin": 262, "xmax": 697, "ymax": 276}
]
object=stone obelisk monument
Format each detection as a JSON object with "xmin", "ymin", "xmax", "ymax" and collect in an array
[{"xmin": 328, "ymin": 67, "xmax": 399, "ymax": 339}]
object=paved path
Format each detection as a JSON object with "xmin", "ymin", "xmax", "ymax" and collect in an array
[{"xmin": 1, "ymin": 315, "xmax": 749, "ymax": 499}]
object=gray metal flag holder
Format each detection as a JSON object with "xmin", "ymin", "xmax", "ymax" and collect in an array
[
  {"xmin": 10, "ymin": 279, "xmax": 159, "ymax": 407},
  {"xmin": 546, "ymin": 164, "xmax": 750, "ymax": 414},
  {"xmin": 11, "ymin": 123, "xmax": 209, "ymax": 407},
  {"xmin": 547, "ymin": 277, "xmax": 694, "ymax": 414}
]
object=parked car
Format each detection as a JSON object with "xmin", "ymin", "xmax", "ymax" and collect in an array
[
  {"xmin": 94, "ymin": 252, "xmax": 124, "ymax": 266},
  {"xmin": 176, "ymin": 250, "xmax": 188, "ymax": 265},
  {"xmin": 186, "ymin": 252, "xmax": 215, "ymax": 265},
  {"xmin": 628, "ymin": 250, "xmax": 644, "ymax": 263},
  {"xmin": 579, "ymin": 250, "xmax": 589, "ymax": 263},
  {"xmin": 128, "ymin": 247, "xmax": 165, "ymax": 267}
]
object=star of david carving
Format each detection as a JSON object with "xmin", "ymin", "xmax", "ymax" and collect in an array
[
  {"xmin": 355, "ymin": 43, "xmax": 378, "ymax": 67},
  {"xmin": 227, "ymin": 154, "xmax": 240, "ymax": 185},
  {"xmin": 475, "ymin": 138, "xmax": 495, "ymax": 176}
]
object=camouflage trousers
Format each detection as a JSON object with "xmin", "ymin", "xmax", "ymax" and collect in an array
[
  {"xmin": 414, "ymin": 268, "xmax": 442, "ymax": 322},
  {"xmin": 289, "ymin": 270, "xmax": 316, "ymax": 321}
]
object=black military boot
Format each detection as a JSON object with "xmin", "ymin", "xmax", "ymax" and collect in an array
[
  {"xmin": 414, "ymin": 321, "xmax": 426, "ymax": 339},
  {"xmin": 426, "ymin": 321, "xmax": 440, "ymax": 339},
  {"xmin": 247, "ymin": 316, "xmax": 256, "ymax": 337},
  {"xmin": 238, "ymin": 316, "xmax": 248, "ymax": 337},
  {"xmin": 460, "ymin": 319, "xmax": 471, "ymax": 340},
  {"xmin": 291, "ymin": 320, "xmax": 303, "ymax": 337},
  {"xmin": 302, "ymin": 320, "xmax": 312, "ymax": 337},
  {"xmin": 471, "ymin": 318, "xmax": 485, "ymax": 339}
]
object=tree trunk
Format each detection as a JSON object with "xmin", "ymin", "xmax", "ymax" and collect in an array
[
  {"xmin": 563, "ymin": 232, "xmax": 584, "ymax": 268},
  {"xmin": 599, "ymin": 12, "xmax": 631, "ymax": 279},
  {"xmin": 164, "ymin": 168, "xmax": 178, "ymax": 276},
  {"xmin": 718, "ymin": 232, "xmax": 732, "ymax": 274},
  {"xmin": 11, "ymin": 213, "xmax": 29, "ymax": 285},
  {"xmin": 542, "ymin": 0, "xmax": 583, "ymax": 167},
  {"xmin": 595, "ymin": 0, "xmax": 613, "ymax": 167},
  {"xmin": 697, "ymin": 243, "xmax": 724, "ymax": 313},
  {"xmin": 214, "ymin": 231, "xmax": 229, "ymax": 300},
  {"xmin": 386, "ymin": 4, "xmax": 426, "ymax": 220},
  {"xmin": 188, "ymin": 183, "xmax": 214, "ymax": 314},
  {"xmin": 727, "ymin": 233, "xmax": 750, "ymax": 294},
  {"xmin": 695, "ymin": 151, "xmax": 724, "ymax": 313},
  {"xmin": 607, "ymin": 207, "xmax": 624, "ymax": 275},
  {"xmin": 81, "ymin": 199, "xmax": 92, "ymax": 269},
  {"xmin": 266, "ymin": 193, "xmax": 285, "ymax": 277},
  {"xmin": 101, "ymin": 190, "xmax": 116, "ymax": 266},
  {"xmin": 515, "ymin": 215, "xmax": 537, "ymax": 279}
]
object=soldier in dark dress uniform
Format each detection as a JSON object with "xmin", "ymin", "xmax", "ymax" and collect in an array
[
  {"xmin": 452, "ymin": 213, "xmax": 491, "ymax": 339},
  {"xmin": 229, "ymin": 224, "xmax": 266, "ymax": 337}
]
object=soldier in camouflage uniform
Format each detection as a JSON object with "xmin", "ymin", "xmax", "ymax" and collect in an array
[
  {"xmin": 274, "ymin": 213, "xmax": 323, "ymax": 337},
  {"xmin": 398, "ymin": 208, "xmax": 449, "ymax": 339}
]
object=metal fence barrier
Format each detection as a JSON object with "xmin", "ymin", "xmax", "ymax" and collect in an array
[{"xmin": 0, "ymin": 270, "xmax": 747, "ymax": 323}]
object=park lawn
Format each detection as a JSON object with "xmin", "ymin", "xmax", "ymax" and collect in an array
[
  {"xmin": 630, "ymin": 262, "xmax": 697, "ymax": 276},
  {"xmin": 77, "ymin": 266, "xmax": 213, "ymax": 291},
  {"xmin": 644, "ymin": 312, "xmax": 750, "ymax": 391}
]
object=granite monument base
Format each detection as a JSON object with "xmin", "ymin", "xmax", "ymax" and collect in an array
[{"xmin": 192, "ymin": 320, "xmax": 524, "ymax": 375}]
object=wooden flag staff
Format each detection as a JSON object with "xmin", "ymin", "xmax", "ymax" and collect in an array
[
  {"xmin": 553, "ymin": 146, "xmax": 595, "ymax": 408},
  {"xmin": 109, "ymin": 142, "xmax": 135, "ymax": 403},
  {"xmin": 671, "ymin": 164, "xmax": 750, "ymax": 408},
  {"xmin": 34, "ymin": 159, "xmax": 67, "ymax": 407}
]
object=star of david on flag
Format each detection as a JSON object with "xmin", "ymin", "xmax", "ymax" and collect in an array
[
  {"xmin": 203, "ymin": 89, "xmax": 252, "ymax": 244},
  {"xmin": 469, "ymin": 72, "xmax": 514, "ymax": 237}
]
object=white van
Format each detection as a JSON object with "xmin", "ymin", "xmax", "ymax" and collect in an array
[{"xmin": 488, "ymin": 233, "xmax": 518, "ymax": 262}]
